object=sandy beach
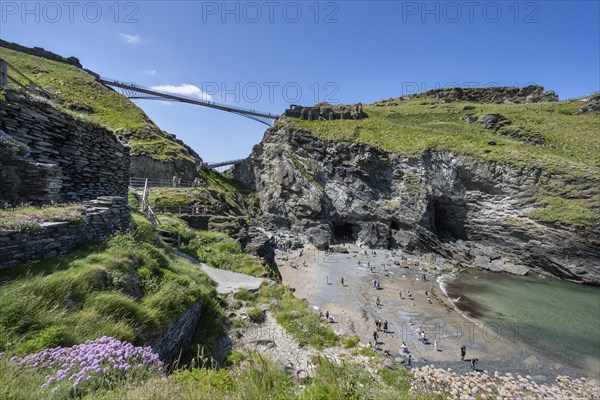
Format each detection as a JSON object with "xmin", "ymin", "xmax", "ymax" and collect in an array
[{"xmin": 277, "ymin": 242, "xmax": 597, "ymax": 383}]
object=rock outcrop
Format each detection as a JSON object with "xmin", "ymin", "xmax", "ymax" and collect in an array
[
  {"xmin": 285, "ymin": 103, "xmax": 367, "ymax": 120},
  {"xmin": 461, "ymin": 113, "xmax": 546, "ymax": 146},
  {"xmin": 234, "ymin": 122, "xmax": 600, "ymax": 284},
  {"xmin": 375, "ymin": 85, "xmax": 558, "ymax": 106},
  {"xmin": 0, "ymin": 39, "xmax": 83, "ymax": 68},
  {"xmin": 575, "ymin": 93, "xmax": 600, "ymax": 115}
]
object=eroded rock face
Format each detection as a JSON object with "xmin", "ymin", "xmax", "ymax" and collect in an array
[
  {"xmin": 375, "ymin": 86, "xmax": 558, "ymax": 106},
  {"xmin": 576, "ymin": 93, "xmax": 600, "ymax": 115},
  {"xmin": 415, "ymin": 86, "xmax": 558, "ymax": 104},
  {"xmin": 284, "ymin": 103, "xmax": 367, "ymax": 121},
  {"xmin": 234, "ymin": 122, "xmax": 600, "ymax": 284}
]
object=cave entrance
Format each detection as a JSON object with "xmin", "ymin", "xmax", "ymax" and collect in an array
[
  {"xmin": 432, "ymin": 197, "xmax": 468, "ymax": 240},
  {"xmin": 390, "ymin": 220, "xmax": 400, "ymax": 231},
  {"xmin": 333, "ymin": 222, "xmax": 358, "ymax": 243}
]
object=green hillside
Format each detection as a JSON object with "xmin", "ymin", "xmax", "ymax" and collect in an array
[
  {"xmin": 289, "ymin": 96, "xmax": 600, "ymax": 227},
  {"xmin": 0, "ymin": 46, "xmax": 196, "ymax": 163}
]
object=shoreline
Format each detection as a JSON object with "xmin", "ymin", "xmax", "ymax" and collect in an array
[
  {"xmin": 277, "ymin": 243, "xmax": 599, "ymax": 384},
  {"xmin": 441, "ymin": 270, "xmax": 600, "ymax": 380}
]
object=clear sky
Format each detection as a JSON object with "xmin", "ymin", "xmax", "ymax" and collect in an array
[{"xmin": 2, "ymin": 1, "xmax": 599, "ymax": 162}]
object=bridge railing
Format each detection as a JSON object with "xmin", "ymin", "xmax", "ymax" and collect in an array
[
  {"xmin": 153, "ymin": 206, "xmax": 214, "ymax": 215},
  {"xmin": 99, "ymin": 77, "xmax": 278, "ymax": 126},
  {"xmin": 129, "ymin": 177, "xmax": 196, "ymax": 188}
]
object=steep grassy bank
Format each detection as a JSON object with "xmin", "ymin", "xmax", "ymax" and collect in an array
[
  {"xmin": 0, "ymin": 46, "xmax": 196, "ymax": 163},
  {"xmin": 0, "ymin": 213, "xmax": 216, "ymax": 356}
]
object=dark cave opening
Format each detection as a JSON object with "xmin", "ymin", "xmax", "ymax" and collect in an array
[
  {"xmin": 390, "ymin": 220, "xmax": 400, "ymax": 231},
  {"xmin": 432, "ymin": 197, "xmax": 468, "ymax": 240},
  {"xmin": 333, "ymin": 222, "xmax": 358, "ymax": 242}
]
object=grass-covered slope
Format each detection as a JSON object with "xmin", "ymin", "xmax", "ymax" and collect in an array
[
  {"xmin": 292, "ymin": 99, "xmax": 599, "ymax": 169},
  {"xmin": 0, "ymin": 213, "xmax": 217, "ymax": 356},
  {"xmin": 149, "ymin": 170, "xmax": 258, "ymax": 216},
  {"xmin": 289, "ymin": 96, "xmax": 600, "ymax": 227},
  {"xmin": 0, "ymin": 46, "xmax": 196, "ymax": 163}
]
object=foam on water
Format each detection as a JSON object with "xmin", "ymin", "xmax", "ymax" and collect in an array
[{"xmin": 441, "ymin": 271, "xmax": 600, "ymax": 377}]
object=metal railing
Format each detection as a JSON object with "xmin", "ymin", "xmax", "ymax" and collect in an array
[
  {"xmin": 129, "ymin": 177, "xmax": 197, "ymax": 188},
  {"xmin": 136, "ymin": 178, "xmax": 160, "ymax": 225},
  {"xmin": 153, "ymin": 206, "xmax": 213, "ymax": 215}
]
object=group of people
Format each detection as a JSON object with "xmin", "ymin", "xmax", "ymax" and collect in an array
[
  {"xmin": 319, "ymin": 310, "xmax": 335, "ymax": 323},
  {"xmin": 375, "ymin": 319, "xmax": 388, "ymax": 332}
]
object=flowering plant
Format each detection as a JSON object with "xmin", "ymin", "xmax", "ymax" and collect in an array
[{"xmin": 9, "ymin": 336, "xmax": 163, "ymax": 396}]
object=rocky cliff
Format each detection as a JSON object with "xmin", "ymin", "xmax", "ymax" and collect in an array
[{"xmin": 235, "ymin": 117, "xmax": 600, "ymax": 285}]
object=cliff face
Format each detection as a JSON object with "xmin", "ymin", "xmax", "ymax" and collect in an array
[{"xmin": 235, "ymin": 123, "xmax": 600, "ymax": 285}]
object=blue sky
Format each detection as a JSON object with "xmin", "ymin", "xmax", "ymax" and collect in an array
[{"xmin": 2, "ymin": 1, "xmax": 599, "ymax": 161}]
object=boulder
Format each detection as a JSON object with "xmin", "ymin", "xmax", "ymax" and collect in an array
[{"xmin": 305, "ymin": 226, "xmax": 331, "ymax": 250}]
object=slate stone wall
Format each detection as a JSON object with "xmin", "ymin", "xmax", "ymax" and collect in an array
[
  {"xmin": 0, "ymin": 92, "xmax": 130, "ymax": 204},
  {"xmin": 0, "ymin": 197, "xmax": 130, "ymax": 269},
  {"xmin": 151, "ymin": 301, "xmax": 202, "ymax": 367}
]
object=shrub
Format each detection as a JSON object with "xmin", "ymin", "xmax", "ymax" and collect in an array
[
  {"xmin": 225, "ymin": 350, "xmax": 245, "ymax": 366},
  {"xmin": 342, "ymin": 335, "xmax": 360, "ymax": 349},
  {"xmin": 248, "ymin": 307, "xmax": 265, "ymax": 324}
]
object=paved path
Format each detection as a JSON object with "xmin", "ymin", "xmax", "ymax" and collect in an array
[{"xmin": 175, "ymin": 250, "xmax": 263, "ymax": 294}]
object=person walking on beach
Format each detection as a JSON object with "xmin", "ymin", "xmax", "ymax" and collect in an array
[
  {"xmin": 398, "ymin": 290, "xmax": 403, "ymax": 299},
  {"xmin": 383, "ymin": 320, "xmax": 388, "ymax": 332},
  {"xmin": 461, "ymin": 345, "xmax": 466, "ymax": 361},
  {"xmin": 373, "ymin": 330, "xmax": 378, "ymax": 343},
  {"xmin": 341, "ymin": 277, "xmax": 344, "ymax": 286},
  {"xmin": 471, "ymin": 358, "xmax": 478, "ymax": 370},
  {"xmin": 434, "ymin": 340, "xmax": 438, "ymax": 352},
  {"xmin": 325, "ymin": 311, "xmax": 329, "ymax": 320},
  {"xmin": 407, "ymin": 354, "xmax": 412, "ymax": 368}
]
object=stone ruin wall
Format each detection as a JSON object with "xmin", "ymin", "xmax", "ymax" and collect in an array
[
  {"xmin": 0, "ymin": 92, "xmax": 130, "ymax": 204},
  {"xmin": 0, "ymin": 197, "xmax": 130, "ymax": 269},
  {"xmin": 0, "ymin": 93, "xmax": 131, "ymax": 268}
]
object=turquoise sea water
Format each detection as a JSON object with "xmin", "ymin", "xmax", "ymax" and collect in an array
[{"xmin": 444, "ymin": 271, "xmax": 600, "ymax": 376}]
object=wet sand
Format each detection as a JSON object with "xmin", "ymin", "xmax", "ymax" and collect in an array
[{"xmin": 278, "ymin": 243, "xmax": 596, "ymax": 383}]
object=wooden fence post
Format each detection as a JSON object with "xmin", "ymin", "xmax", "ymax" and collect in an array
[{"xmin": 0, "ymin": 60, "xmax": 7, "ymax": 87}]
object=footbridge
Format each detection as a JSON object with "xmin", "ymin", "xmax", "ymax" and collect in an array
[
  {"xmin": 204, "ymin": 159, "xmax": 245, "ymax": 170},
  {"xmin": 99, "ymin": 78, "xmax": 278, "ymax": 126}
]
